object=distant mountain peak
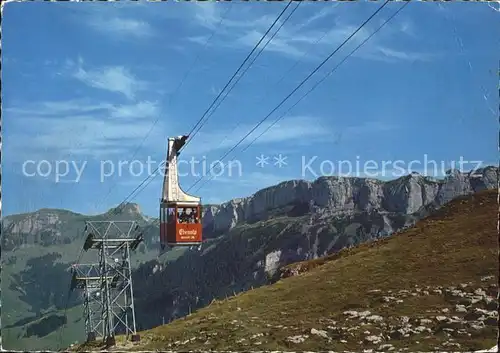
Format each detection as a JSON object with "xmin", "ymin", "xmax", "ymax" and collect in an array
[{"xmin": 108, "ymin": 202, "xmax": 142, "ymax": 216}]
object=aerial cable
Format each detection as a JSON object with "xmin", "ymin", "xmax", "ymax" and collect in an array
[
  {"xmin": 128, "ymin": 3, "xmax": 302, "ymax": 209},
  {"xmin": 182, "ymin": 0, "xmax": 296, "ymax": 151},
  {"xmin": 215, "ymin": 8, "xmax": 332, "ymax": 153},
  {"xmin": 96, "ymin": 4, "xmax": 233, "ymax": 213},
  {"xmin": 193, "ymin": 1, "xmax": 410, "ymax": 194},
  {"xmin": 186, "ymin": 0, "xmax": 392, "ymax": 193},
  {"xmin": 54, "ymin": 8, "xmax": 241, "ymax": 338},
  {"xmin": 240, "ymin": 1, "xmax": 411, "ymax": 154},
  {"xmin": 111, "ymin": 1, "xmax": 296, "ymax": 213},
  {"xmin": 110, "ymin": 172, "xmax": 157, "ymax": 215},
  {"xmin": 258, "ymin": 20, "xmax": 332, "ymax": 100},
  {"xmin": 184, "ymin": 1, "xmax": 301, "ymax": 150}
]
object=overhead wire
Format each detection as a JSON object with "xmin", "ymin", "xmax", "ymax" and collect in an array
[
  {"xmin": 183, "ymin": 1, "xmax": 302, "ymax": 153},
  {"xmin": 182, "ymin": 0, "xmax": 296, "ymax": 151},
  {"xmin": 240, "ymin": 1, "xmax": 411, "ymax": 154},
  {"xmin": 109, "ymin": 1, "xmax": 297, "ymax": 213},
  {"xmin": 96, "ymin": 4, "xmax": 234, "ymax": 212},
  {"xmin": 193, "ymin": 1, "xmax": 410, "ymax": 193},
  {"xmin": 214, "ymin": 10, "xmax": 333, "ymax": 158},
  {"xmin": 90, "ymin": 0, "xmax": 403, "ymax": 226},
  {"xmin": 258, "ymin": 2, "xmax": 342, "ymax": 99},
  {"xmin": 57, "ymin": 6, "xmax": 240, "ymax": 349},
  {"xmin": 186, "ymin": 0, "xmax": 393, "ymax": 193}
]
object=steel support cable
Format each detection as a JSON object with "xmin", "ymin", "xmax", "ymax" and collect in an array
[
  {"xmin": 110, "ymin": 1, "xmax": 295, "ymax": 213},
  {"xmin": 240, "ymin": 1, "xmax": 411, "ymax": 154},
  {"xmin": 193, "ymin": 1, "xmax": 410, "ymax": 194},
  {"xmin": 215, "ymin": 16, "xmax": 331, "ymax": 155},
  {"xmin": 126, "ymin": 0, "xmax": 390, "ymax": 198},
  {"xmin": 95, "ymin": 5, "xmax": 234, "ymax": 213},
  {"xmin": 112, "ymin": 2, "xmax": 301, "ymax": 208},
  {"xmin": 186, "ymin": 0, "xmax": 392, "ymax": 193},
  {"xmin": 181, "ymin": 0, "xmax": 295, "ymax": 151},
  {"xmin": 257, "ymin": 2, "xmax": 342, "ymax": 101},
  {"xmin": 185, "ymin": 1, "xmax": 302, "ymax": 151}
]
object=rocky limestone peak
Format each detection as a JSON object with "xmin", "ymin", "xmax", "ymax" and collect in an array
[
  {"xmin": 121, "ymin": 203, "xmax": 142, "ymax": 215},
  {"xmin": 108, "ymin": 202, "xmax": 143, "ymax": 216},
  {"xmin": 201, "ymin": 167, "xmax": 498, "ymax": 236}
]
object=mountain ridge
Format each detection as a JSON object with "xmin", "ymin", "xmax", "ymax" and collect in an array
[{"xmin": 1, "ymin": 166, "xmax": 498, "ymax": 350}]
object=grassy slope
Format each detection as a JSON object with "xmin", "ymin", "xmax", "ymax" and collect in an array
[
  {"xmin": 2, "ymin": 241, "xmax": 186, "ymax": 350},
  {"xmin": 77, "ymin": 189, "xmax": 498, "ymax": 352}
]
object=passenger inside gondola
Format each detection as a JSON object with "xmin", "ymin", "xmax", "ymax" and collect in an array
[
  {"xmin": 190, "ymin": 208, "xmax": 198, "ymax": 223},
  {"xmin": 186, "ymin": 207, "xmax": 195, "ymax": 223},
  {"xmin": 177, "ymin": 208, "xmax": 188, "ymax": 223}
]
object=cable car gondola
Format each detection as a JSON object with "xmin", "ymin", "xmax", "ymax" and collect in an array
[{"xmin": 159, "ymin": 135, "xmax": 202, "ymax": 251}]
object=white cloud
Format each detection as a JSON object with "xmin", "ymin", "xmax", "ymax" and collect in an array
[
  {"xmin": 70, "ymin": 61, "xmax": 147, "ymax": 100},
  {"xmin": 5, "ymin": 99, "xmax": 159, "ymax": 120},
  {"xmin": 68, "ymin": 2, "xmax": 155, "ymax": 39},
  {"xmin": 87, "ymin": 17, "xmax": 154, "ymax": 38},
  {"xmin": 190, "ymin": 2, "xmax": 276, "ymax": 31},
  {"xmin": 110, "ymin": 101, "xmax": 160, "ymax": 119},
  {"xmin": 67, "ymin": 2, "xmax": 433, "ymax": 64},
  {"xmin": 5, "ymin": 100, "xmax": 111, "ymax": 116},
  {"xmin": 183, "ymin": 115, "xmax": 332, "ymax": 156},
  {"xmin": 181, "ymin": 116, "xmax": 395, "ymax": 157},
  {"xmin": 4, "ymin": 100, "xmax": 164, "ymax": 160},
  {"xmin": 192, "ymin": 2, "xmax": 220, "ymax": 29},
  {"xmin": 185, "ymin": 3, "xmax": 434, "ymax": 64},
  {"xmin": 368, "ymin": 46, "xmax": 436, "ymax": 63},
  {"xmin": 295, "ymin": 4, "xmax": 340, "ymax": 30},
  {"xmin": 187, "ymin": 35, "xmax": 209, "ymax": 45},
  {"xmin": 399, "ymin": 19, "xmax": 416, "ymax": 37}
]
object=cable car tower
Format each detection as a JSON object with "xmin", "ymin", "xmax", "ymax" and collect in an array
[
  {"xmin": 80, "ymin": 221, "xmax": 143, "ymax": 346},
  {"xmin": 160, "ymin": 135, "xmax": 202, "ymax": 250},
  {"xmin": 70, "ymin": 263, "xmax": 106, "ymax": 342}
]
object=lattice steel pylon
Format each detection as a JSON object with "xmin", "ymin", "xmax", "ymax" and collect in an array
[
  {"xmin": 82, "ymin": 220, "xmax": 143, "ymax": 346},
  {"xmin": 70, "ymin": 263, "xmax": 106, "ymax": 342}
]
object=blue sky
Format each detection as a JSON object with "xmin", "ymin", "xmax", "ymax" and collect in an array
[{"xmin": 2, "ymin": 1, "xmax": 498, "ymax": 217}]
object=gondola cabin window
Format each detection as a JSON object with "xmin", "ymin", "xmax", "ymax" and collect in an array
[{"xmin": 176, "ymin": 207, "xmax": 199, "ymax": 224}]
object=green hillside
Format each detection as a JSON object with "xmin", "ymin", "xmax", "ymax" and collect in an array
[{"xmin": 77, "ymin": 189, "xmax": 498, "ymax": 352}]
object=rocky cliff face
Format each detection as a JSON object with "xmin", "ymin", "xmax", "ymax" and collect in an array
[{"xmin": 202, "ymin": 167, "xmax": 498, "ymax": 236}]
